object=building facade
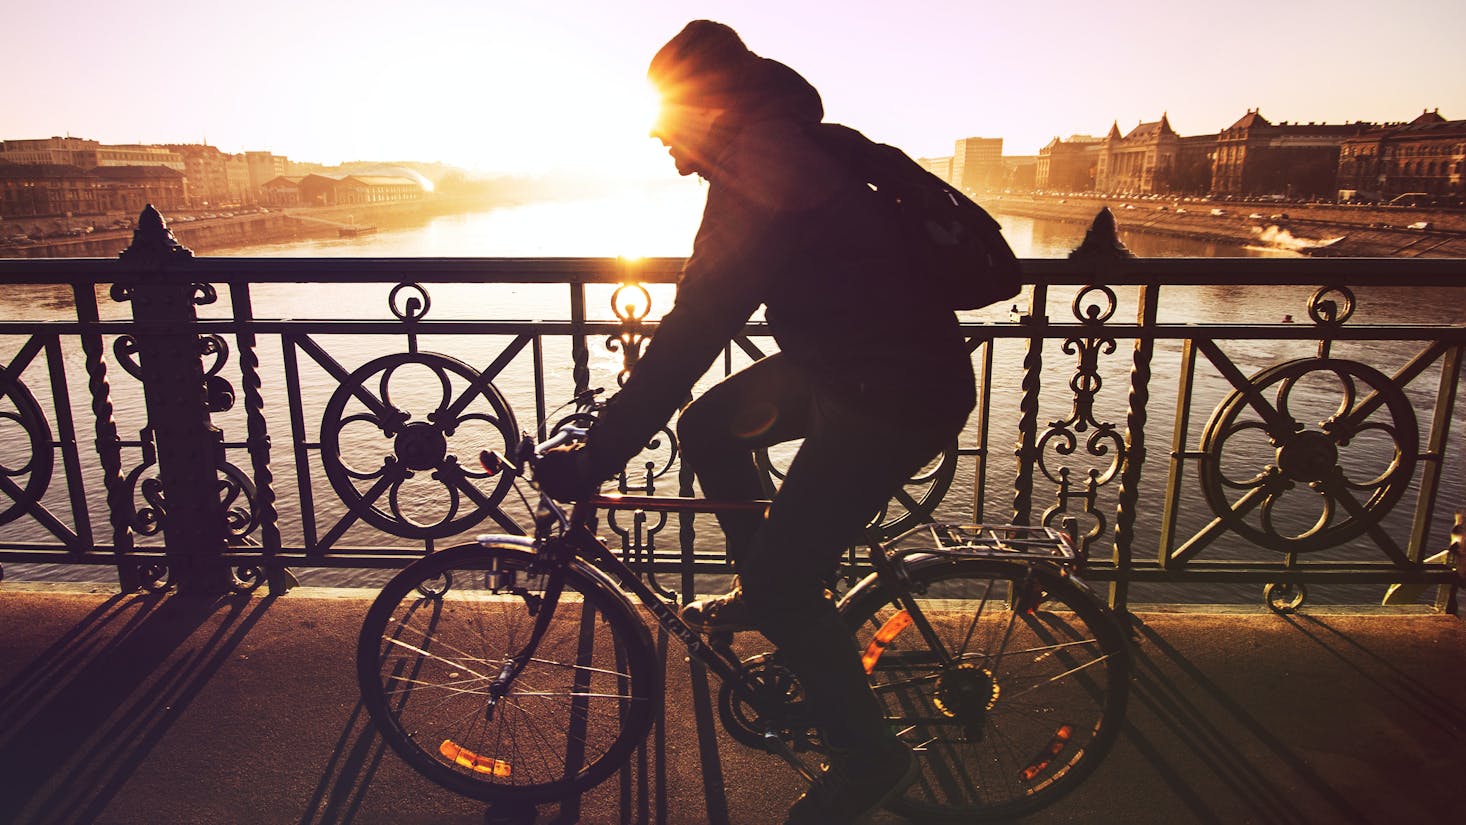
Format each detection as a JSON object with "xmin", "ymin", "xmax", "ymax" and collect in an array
[
  {"xmin": 89, "ymin": 166, "xmax": 186, "ymax": 213},
  {"xmin": 1335, "ymin": 110, "xmax": 1466, "ymax": 203},
  {"xmin": 952, "ymin": 137, "xmax": 1003, "ymax": 193},
  {"xmin": 1001, "ymin": 156, "xmax": 1037, "ymax": 190},
  {"xmin": 917, "ymin": 155, "xmax": 954, "ymax": 182},
  {"xmin": 260, "ymin": 176, "xmax": 304, "ymax": 207},
  {"xmin": 1211, "ymin": 110, "xmax": 1369, "ymax": 199},
  {"xmin": 1036, "ymin": 135, "xmax": 1103, "ymax": 192},
  {"xmin": 0, "ymin": 137, "xmax": 103, "ymax": 167},
  {"xmin": 0, "ymin": 162, "xmax": 183, "ymax": 217},
  {"xmin": 0, "ymin": 162, "xmax": 104, "ymax": 217},
  {"xmin": 94, "ymin": 145, "xmax": 186, "ymax": 173},
  {"xmin": 297, "ymin": 174, "xmax": 424, "ymax": 206},
  {"xmin": 1095, "ymin": 115, "xmax": 1184, "ymax": 194},
  {"xmin": 166, "ymin": 144, "xmax": 243, "ymax": 207},
  {"xmin": 246, "ymin": 152, "xmax": 289, "ymax": 193}
]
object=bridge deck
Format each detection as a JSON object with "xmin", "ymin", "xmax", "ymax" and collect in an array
[{"xmin": 0, "ymin": 585, "xmax": 1460, "ymax": 824}]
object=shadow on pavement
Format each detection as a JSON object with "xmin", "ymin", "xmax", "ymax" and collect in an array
[{"xmin": 0, "ymin": 592, "xmax": 274, "ymax": 824}]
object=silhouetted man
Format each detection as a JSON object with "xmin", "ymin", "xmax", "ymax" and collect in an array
[{"xmin": 538, "ymin": 20, "xmax": 975, "ymax": 823}]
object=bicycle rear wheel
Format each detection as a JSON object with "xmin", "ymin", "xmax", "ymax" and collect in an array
[
  {"xmin": 357, "ymin": 541, "xmax": 661, "ymax": 803},
  {"xmin": 840, "ymin": 556, "xmax": 1130, "ymax": 822}
]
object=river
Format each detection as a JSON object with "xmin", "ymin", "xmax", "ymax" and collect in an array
[{"xmin": 3, "ymin": 189, "xmax": 1462, "ymax": 607}]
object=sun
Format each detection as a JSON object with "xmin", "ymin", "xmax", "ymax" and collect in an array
[{"xmin": 576, "ymin": 78, "xmax": 670, "ymax": 178}]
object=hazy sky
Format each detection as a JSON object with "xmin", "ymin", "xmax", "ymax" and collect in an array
[{"xmin": 5, "ymin": 0, "xmax": 1464, "ymax": 178}]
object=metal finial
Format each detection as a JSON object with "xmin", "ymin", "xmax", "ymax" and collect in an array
[
  {"xmin": 1070, "ymin": 208, "xmax": 1134, "ymax": 260},
  {"xmin": 119, "ymin": 205, "xmax": 193, "ymax": 261}
]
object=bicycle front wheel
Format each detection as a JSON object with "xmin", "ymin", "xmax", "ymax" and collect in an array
[
  {"xmin": 841, "ymin": 557, "xmax": 1130, "ymax": 822},
  {"xmin": 357, "ymin": 541, "xmax": 661, "ymax": 803}
]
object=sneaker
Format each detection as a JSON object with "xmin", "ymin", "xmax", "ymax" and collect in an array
[
  {"xmin": 785, "ymin": 739, "xmax": 918, "ymax": 824},
  {"xmin": 680, "ymin": 584, "xmax": 757, "ymax": 633}
]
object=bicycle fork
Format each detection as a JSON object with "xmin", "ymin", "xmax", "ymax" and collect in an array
[{"xmin": 483, "ymin": 567, "xmax": 568, "ymax": 720}]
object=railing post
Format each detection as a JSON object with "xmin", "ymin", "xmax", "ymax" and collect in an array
[
  {"xmin": 1012, "ymin": 284, "xmax": 1045, "ymax": 526},
  {"xmin": 115, "ymin": 205, "xmax": 231, "ymax": 595},
  {"xmin": 73, "ymin": 280, "xmax": 139, "ymax": 591},
  {"xmin": 569, "ymin": 279, "xmax": 590, "ymax": 397}
]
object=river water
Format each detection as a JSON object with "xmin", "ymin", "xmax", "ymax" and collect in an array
[{"xmin": 4, "ymin": 188, "xmax": 1463, "ymax": 606}]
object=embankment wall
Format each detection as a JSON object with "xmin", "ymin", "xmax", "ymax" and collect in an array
[{"xmin": 985, "ymin": 195, "xmax": 1466, "ymax": 257}]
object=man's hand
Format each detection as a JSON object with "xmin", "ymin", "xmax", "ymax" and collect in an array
[{"xmin": 534, "ymin": 444, "xmax": 598, "ymax": 501}]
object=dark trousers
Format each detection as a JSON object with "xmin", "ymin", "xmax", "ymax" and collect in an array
[{"xmin": 677, "ymin": 352, "xmax": 967, "ymax": 749}]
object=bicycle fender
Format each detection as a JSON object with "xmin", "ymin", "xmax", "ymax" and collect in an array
[{"xmin": 835, "ymin": 551, "xmax": 949, "ymax": 613}]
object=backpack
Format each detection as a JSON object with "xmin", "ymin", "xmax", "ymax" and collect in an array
[{"xmin": 807, "ymin": 123, "xmax": 1022, "ymax": 310}]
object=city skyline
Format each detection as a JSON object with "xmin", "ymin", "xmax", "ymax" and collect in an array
[{"xmin": 6, "ymin": 0, "xmax": 1466, "ymax": 181}]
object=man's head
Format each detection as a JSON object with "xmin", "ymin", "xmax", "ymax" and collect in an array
[
  {"xmin": 646, "ymin": 20, "xmax": 751, "ymax": 176},
  {"xmin": 646, "ymin": 21, "xmax": 825, "ymax": 177}
]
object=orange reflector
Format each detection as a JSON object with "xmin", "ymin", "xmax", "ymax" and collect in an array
[
  {"xmin": 1020, "ymin": 724, "xmax": 1075, "ymax": 781},
  {"xmin": 862, "ymin": 609, "xmax": 913, "ymax": 674},
  {"xmin": 440, "ymin": 739, "xmax": 512, "ymax": 777}
]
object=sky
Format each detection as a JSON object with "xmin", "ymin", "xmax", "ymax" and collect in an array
[{"xmin": 5, "ymin": 0, "xmax": 1465, "ymax": 180}]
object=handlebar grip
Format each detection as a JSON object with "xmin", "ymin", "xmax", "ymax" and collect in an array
[{"xmin": 535, "ymin": 425, "xmax": 589, "ymax": 457}]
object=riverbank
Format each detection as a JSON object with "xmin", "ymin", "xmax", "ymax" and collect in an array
[
  {"xmin": 0, "ymin": 194, "xmax": 519, "ymax": 259},
  {"xmin": 9, "ymin": 191, "xmax": 1466, "ymax": 260},
  {"xmin": 985, "ymin": 193, "xmax": 1466, "ymax": 258}
]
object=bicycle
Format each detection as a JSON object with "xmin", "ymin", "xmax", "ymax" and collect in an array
[{"xmin": 356, "ymin": 402, "xmax": 1132, "ymax": 823}]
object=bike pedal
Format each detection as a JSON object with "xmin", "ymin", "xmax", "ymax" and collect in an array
[{"xmin": 707, "ymin": 629, "xmax": 735, "ymax": 649}]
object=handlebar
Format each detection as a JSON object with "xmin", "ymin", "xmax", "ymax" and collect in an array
[
  {"xmin": 534, "ymin": 425, "xmax": 589, "ymax": 457},
  {"xmin": 478, "ymin": 418, "xmax": 594, "ymax": 480}
]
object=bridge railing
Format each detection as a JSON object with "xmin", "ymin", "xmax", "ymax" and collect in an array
[{"xmin": 0, "ymin": 206, "xmax": 1460, "ymax": 612}]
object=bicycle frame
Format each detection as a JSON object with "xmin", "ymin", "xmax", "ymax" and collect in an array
[{"xmin": 485, "ymin": 490, "xmax": 832, "ymax": 775}]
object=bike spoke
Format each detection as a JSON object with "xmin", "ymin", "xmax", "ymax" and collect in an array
[{"xmin": 382, "ymin": 636, "xmax": 493, "ymax": 680}]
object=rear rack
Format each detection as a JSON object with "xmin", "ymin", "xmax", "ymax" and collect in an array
[{"xmin": 886, "ymin": 523, "xmax": 1079, "ymax": 563}]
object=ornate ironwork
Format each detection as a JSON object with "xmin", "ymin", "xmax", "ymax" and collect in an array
[
  {"xmin": 122, "ymin": 462, "xmax": 167, "ymax": 536},
  {"xmin": 112, "ymin": 205, "xmax": 233, "ymax": 593},
  {"xmin": 0, "ymin": 366, "xmax": 55, "ymax": 526},
  {"xmin": 608, "ymin": 282, "xmax": 653, "ymax": 386},
  {"xmin": 1196, "ymin": 356, "xmax": 1418, "ymax": 556},
  {"xmin": 604, "ymin": 422, "xmax": 681, "ymax": 600},
  {"xmin": 1035, "ymin": 285, "xmax": 1127, "ymax": 550},
  {"xmin": 230, "ymin": 280, "xmax": 285, "ymax": 592},
  {"xmin": 1111, "ymin": 284, "xmax": 1159, "ymax": 606},
  {"xmin": 74, "ymin": 279, "xmax": 137, "ymax": 590},
  {"xmin": 319, "ymin": 351, "xmax": 520, "ymax": 540},
  {"xmin": 1307, "ymin": 285, "xmax": 1356, "ymax": 327}
]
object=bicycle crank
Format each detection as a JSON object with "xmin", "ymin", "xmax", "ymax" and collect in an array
[{"xmin": 717, "ymin": 653, "xmax": 823, "ymax": 754}]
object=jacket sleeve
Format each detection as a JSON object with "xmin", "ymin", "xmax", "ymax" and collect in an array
[{"xmin": 584, "ymin": 180, "xmax": 784, "ymax": 482}]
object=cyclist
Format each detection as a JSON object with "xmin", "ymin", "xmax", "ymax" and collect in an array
[{"xmin": 537, "ymin": 20, "xmax": 975, "ymax": 824}]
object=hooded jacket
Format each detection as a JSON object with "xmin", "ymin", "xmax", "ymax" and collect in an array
[{"xmin": 585, "ymin": 58, "xmax": 975, "ymax": 481}]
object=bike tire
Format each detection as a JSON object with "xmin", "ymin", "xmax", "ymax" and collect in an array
[
  {"xmin": 357, "ymin": 541, "xmax": 661, "ymax": 803},
  {"xmin": 840, "ymin": 556, "xmax": 1130, "ymax": 822}
]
